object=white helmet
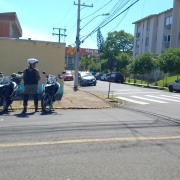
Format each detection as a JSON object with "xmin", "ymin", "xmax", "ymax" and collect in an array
[{"xmin": 27, "ymin": 58, "xmax": 38, "ymax": 67}]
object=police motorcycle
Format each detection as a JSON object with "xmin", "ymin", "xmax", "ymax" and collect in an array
[
  {"xmin": 0, "ymin": 71, "xmax": 23, "ymax": 114},
  {"xmin": 41, "ymin": 71, "xmax": 65, "ymax": 113}
]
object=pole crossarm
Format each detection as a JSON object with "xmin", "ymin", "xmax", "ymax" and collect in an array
[{"xmin": 74, "ymin": 2, "xmax": 93, "ymax": 7}]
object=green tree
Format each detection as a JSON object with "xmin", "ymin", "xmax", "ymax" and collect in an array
[
  {"xmin": 159, "ymin": 48, "xmax": 179, "ymax": 86},
  {"xmin": 134, "ymin": 52, "xmax": 157, "ymax": 86},
  {"xmin": 100, "ymin": 30, "xmax": 134, "ymax": 59},
  {"xmin": 115, "ymin": 52, "xmax": 131, "ymax": 81}
]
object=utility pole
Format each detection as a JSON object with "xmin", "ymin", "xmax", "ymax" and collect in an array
[
  {"xmin": 52, "ymin": 28, "xmax": 67, "ymax": 43},
  {"xmin": 73, "ymin": 0, "xmax": 93, "ymax": 91}
]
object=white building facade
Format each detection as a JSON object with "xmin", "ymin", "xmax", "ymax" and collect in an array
[{"xmin": 133, "ymin": 0, "xmax": 180, "ymax": 58}]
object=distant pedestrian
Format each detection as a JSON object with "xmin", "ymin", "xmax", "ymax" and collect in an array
[{"xmin": 22, "ymin": 58, "xmax": 40, "ymax": 113}]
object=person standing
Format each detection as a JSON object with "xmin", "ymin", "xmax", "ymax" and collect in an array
[{"xmin": 22, "ymin": 58, "xmax": 40, "ymax": 113}]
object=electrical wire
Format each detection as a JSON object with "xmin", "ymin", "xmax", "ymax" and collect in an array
[
  {"xmin": 104, "ymin": 0, "xmax": 134, "ymax": 37},
  {"xmin": 81, "ymin": 0, "xmax": 112, "ymax": 20},
  {"xmin": 56, "ymin": 4, "xmax": 74, "ymax": 27},
  {"xmin": 81, "ymin": 0, "xmax": 139, "ymax": 43}
]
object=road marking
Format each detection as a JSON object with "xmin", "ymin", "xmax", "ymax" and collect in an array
[
  {"xmin": 116, "ymin": 96, "xmax": 149, "ymax": 105},
  {"xmin": 113, "ymin": 89, "xmax": 142, "ymax": 92},
  {"xmin": 131, "ymin": 96, "xmax": 168, "ymax": 103},
  {"xmin": 160, "ymin": 95, "xmax": 180, "ymax": 99},
  {"xmin": 173, "ymin": 95, "xmax": 180, "ymax": 97},
  {"xmin": 145, "ymin": 95, "xmax": 180, "ymax": 102},
  {"xmin": 0, "ymin": 136, "xmax": 180, "ymax": 147},
  {"xmin": 114, "ymin": 92, "xmax": 159, "ymax": 95}
]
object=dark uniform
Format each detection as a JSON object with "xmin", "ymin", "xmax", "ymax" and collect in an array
[{"xmin": 22, "ymin": 68, "xmax": 40, "ymax": 112}]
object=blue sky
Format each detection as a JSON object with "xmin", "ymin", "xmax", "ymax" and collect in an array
[{"xmin": 0, "ymin": 0, "xmax": 173, "ymax": 49}]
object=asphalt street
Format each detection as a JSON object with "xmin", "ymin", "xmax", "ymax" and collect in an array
[
  {"xmin": 67, "ymin": 80, "xmax": 180, "ymax": 119},
  {"xmin": 0, "ymin": 105, "xmax": 180, "ymax": 179}
]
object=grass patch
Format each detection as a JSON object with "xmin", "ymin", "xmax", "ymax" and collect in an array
[{"xmin": 125, "ymin": 75, "xmax": 180, "ymax": 87}]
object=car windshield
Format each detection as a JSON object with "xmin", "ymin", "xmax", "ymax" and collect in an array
[
  {"xmin": 81, "ymin": 73, "xmax": 93, "ymax": 77},
  {"xmin": 65, "ymin": 71, "xmax": 72, "ymax": 74}
]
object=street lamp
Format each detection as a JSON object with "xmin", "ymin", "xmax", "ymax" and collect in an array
[
  {"xmin": 73, "ymin": 12, "xmax": 110, "ymax": 90},
  {"xmin": 81, "ymin": 13, "xmax": 110, "ymax": 30}
]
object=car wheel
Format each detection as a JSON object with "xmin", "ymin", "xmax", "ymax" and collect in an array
[
  {"xmin": 94, "ymin": 83, "xmax": 96, "ymax": 86},
  {"xmin": 169, "ymin": 85, "xmax": 173, "ymax": 92}
]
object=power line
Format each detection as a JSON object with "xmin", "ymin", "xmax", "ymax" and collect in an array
[
  {"xmin": 104, "ymin": 0, "xmax": 134, "ymax": 36},
  {"xmin": 81, "ymin": 0, "xmax": 112, "ymax": 20},
  {"xmin": 81, "ymin": 0, "xmax": 139, "ymax": 43},
  {"xmin": 56, "ymin": 5, "xmax": 74, "ymax": 26}
]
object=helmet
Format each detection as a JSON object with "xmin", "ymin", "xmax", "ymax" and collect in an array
[{"xmin": 27, "ymin": 58, "xmax": 38, "ymax": 67}]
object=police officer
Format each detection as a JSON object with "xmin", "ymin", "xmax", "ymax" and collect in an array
[{"xmin": 22, "ymin": 58, "xmax": 40, "ymax": 113}]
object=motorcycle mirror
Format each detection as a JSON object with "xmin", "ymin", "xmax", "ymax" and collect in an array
[
  {"xmin": 58, "ymin": 74, "xmax": 62, "ymax": 79},
  {"xmin": 42, "ymin": 71, "xmax": 46, "ymax": 74}
]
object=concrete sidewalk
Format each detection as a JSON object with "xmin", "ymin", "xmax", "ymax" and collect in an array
[{"xmin": 11, "ymin": 83, "xmax": 115, "ymax": 110}]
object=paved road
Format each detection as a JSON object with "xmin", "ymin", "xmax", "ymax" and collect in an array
[
  {"xmin": 66, "ymin": 80, "xmax": 180, "ymax": 118},
  {"xmin": 0, "ymin": 107, "xmax": 180, "ymax": 180}
]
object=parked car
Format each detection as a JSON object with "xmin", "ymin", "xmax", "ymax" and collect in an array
[
  {"xmin": 64, "ymin": 71, "xmax": 74, "ymax": 81},
  {"xmin": 78, "ymin": 72, "xmax": 97, "ymax": 86},
  {"xmin": 168, "ymin": 79, "xmax": 180, "ymax": 92},
  {"xmin": 100, "ymin": 73, "xmax": 110, "ymax": 81},
  {"xmin": 90, "ymin": 72, "xmax": 96, "ymax": 76},
  {"xmin": 94, "ymin": 72, "xmax": 103, "ymax": 80},
  {"xmin": 107, "ymin": 73, "xmax": 125, "ymax": 83}
]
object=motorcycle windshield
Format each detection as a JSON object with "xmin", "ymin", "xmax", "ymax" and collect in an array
[
  {"xmin": 47, "ymin": 75, "xmax": 57, "ymax": 84},
  {"xmin": 0, "ymin": 76, "xmax": 11, "ymax": 85}
]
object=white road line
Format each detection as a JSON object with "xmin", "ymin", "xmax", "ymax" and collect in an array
[
  {"xmin": 132, "ymin": 96, "xmax": 168, "ymax": 103},
  {"xmin": 173, "ymin": 94, "xmax": 180, "ymax": 97},
  {"xmin": 160, "ymin": 95, "xmax": 180, "ymax": 99},
  {"xmin": 114, "ymin": 92, "xmax": 159, "ymax": 95},
  {"xmin": 145, "ymin": 95, "xmax": 180, "ymax": 102},
  {"xmin": 113, "ymin": 89, "xmax": 142, "ymax": 92},
  {"xmin": 116, "ymin": 97, "xmax": 149, "ymax": 105}
]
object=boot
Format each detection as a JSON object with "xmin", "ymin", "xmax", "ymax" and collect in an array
[
  {"xmin": 22, "ymin": 107, "xmax": 27, "ymax": 113},
  {"xmin": 35, "ymin": 106, "xmax": 39, "ymax": 112},
  {"xmin": 33, "ymin": 94, "xmax": 39, "ymax": 112}
]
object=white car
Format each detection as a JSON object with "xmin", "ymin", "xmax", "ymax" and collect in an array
[
  {"xmin": 100, "ymin": 73, "xmax": 110, "ymax": 81},
  {"xmin": 168, "ymin": 79, "xmax": 180, "ymax": 92}
]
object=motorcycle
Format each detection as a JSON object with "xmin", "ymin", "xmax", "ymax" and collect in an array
[
  {"xmin": 41, "ymin": 71, "xmax": 65, "ymax": 113},
  {"xmin": 0, "ymin": 71, "xmax": 23, "ymax": 114}
]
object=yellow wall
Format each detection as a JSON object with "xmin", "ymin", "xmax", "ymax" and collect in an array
[{"xmin": 0, "ymin": 38, "xmax": 65, "ymax": 84}]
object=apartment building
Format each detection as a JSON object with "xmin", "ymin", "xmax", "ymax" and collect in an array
[{"xmin": 133, "ymin": 0, "xmax": 180, "ymax": 58}]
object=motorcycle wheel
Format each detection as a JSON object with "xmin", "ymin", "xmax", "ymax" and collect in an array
[
  {"xmin": 41, "ymin": 93, "xmax": 52, "ymax": 113},
  {"xmin": 0, "ymin": 94, "xmax": 7, "ymax": 114}
]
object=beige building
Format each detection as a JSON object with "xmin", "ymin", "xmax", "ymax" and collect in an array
[
  {"xmin": 133, "ymin": 0, "xmax": 180, "ymax": 58},
  {"xmin": 0, "ymin": 38, "xmax": 65, "ymax": 97}
]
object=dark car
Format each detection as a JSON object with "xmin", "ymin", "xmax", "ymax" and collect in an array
[
  {"xmin": 78, "ymin": 72, "xmax": 97, "ymax": 86},
  {"xmin": 94, "ymin": 72, "xmax": 103, "ymax": 80},
  {"xmin": 64, "ymin": 71, "xmax": 74, "ymax": 81},
  {"xmin": 107, "ymin": 73, "xmax": 124, "ymax": 83}
]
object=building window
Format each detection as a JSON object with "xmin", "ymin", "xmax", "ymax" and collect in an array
[
  {"xmin": 147, "ymin": 22, "xmax": 150, "ymax": 31},
  {"xmin": 137, "ymin": 25, "xmax": 141, "ymax": 33},
  {"xmin": 145, "ymin": 37, "xmax": 149, "ymax": 46},
  {"xmin": 165, "ymin": 16, "xmax": 172, "ymax": 26},
  {"xmin": 136, "ymin": 40, "xmax": 140, "ymax": 47},
  {"xmin": 163, "ymin": 34, "xmax": 171, "ymax": 43}
]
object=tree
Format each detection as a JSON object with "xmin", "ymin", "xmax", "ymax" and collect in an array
[
  {"xmin": 100, "ymin": 30, "xmax": 134, "ymax": 59},
  {"xmin": 159, "ymin": 48, "xmax": 177, "ymax": 86},
  {"xmin": 115, "ymin": 52, "xmax": 131, "ymax": 81},
  {"xmin": 134, "ymin": 52, "xmax": 157, "ymax": 86}
]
